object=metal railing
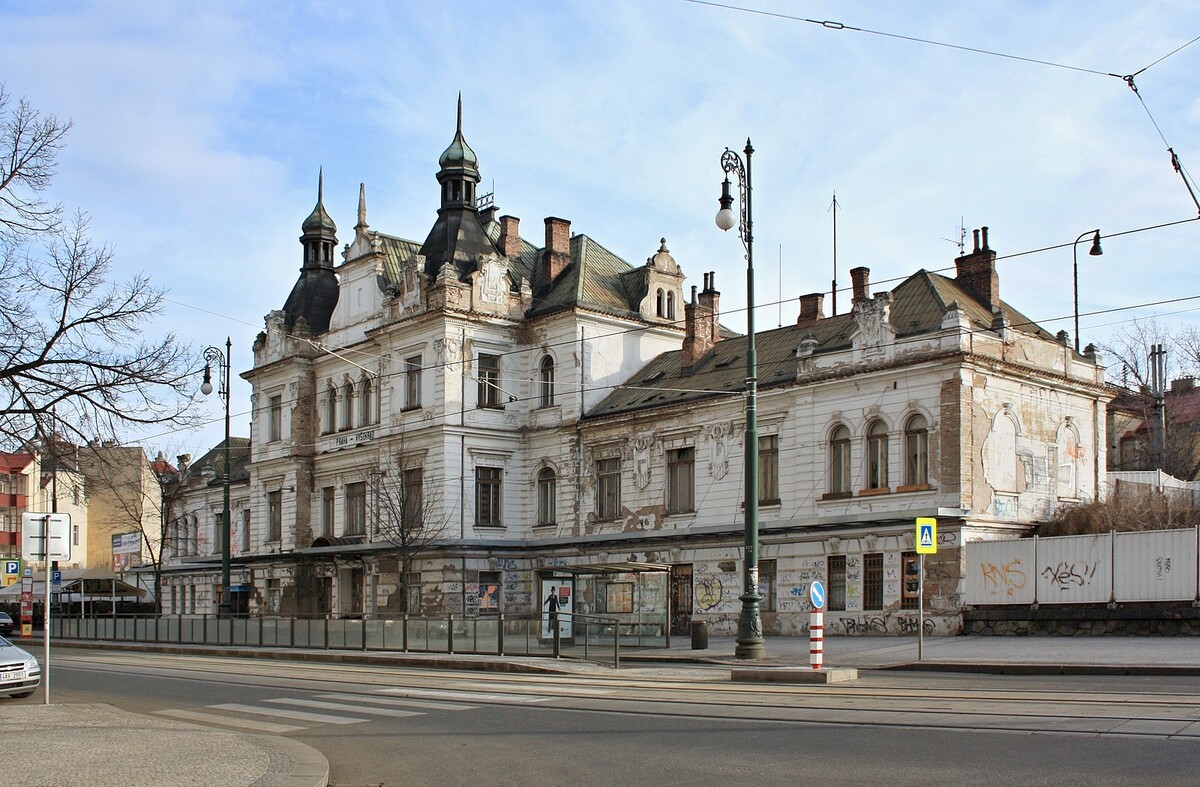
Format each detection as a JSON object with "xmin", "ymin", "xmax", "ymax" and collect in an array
[{"xmin": 50, "ymin": 611, "xmax": 670, "ymax": 668}]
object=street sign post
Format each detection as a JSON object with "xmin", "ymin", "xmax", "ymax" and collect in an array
[
  {"xmin": 915, "ymin": 518, "xmax": 937, "ymax": 660},
  {"xmin": 808, "ymin": 580, "xmax": 827, "ymax": 670}
]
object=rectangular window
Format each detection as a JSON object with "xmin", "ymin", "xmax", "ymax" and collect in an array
[
  {"xmin": 405, "ymin": 355, "xmax": 422, "ymax": 410},
  {"xmin": 905, "ymin": 421, "xmax": 930, "ymax": 486},
  {"xmin": 321, "ymin": 486, "xmax": 334, "ymax": 537},
  {"xmin": 479, "ymin": 570, "xmax": 501, "ymax": 613},
  {"xmin": 759, "ymin": 435, "xmax": 779, "ymax": 504},
  {"xmin": 344, "ymin": 482, "xmax": 366, "ymax": 535},
  {"xmin": 402, "ymin": 468, "xmax": 423, "ymax": 529},
  {"xmin": 475, "ymin": 467, "xmax": 502, "ymax": 527},
  {"xmin": 827, "ymin": 555, "xmax": 846, "ymax": 611},
  {"xmin": 212, "ymin": 513, "xmax": 222, "ymax": 555},
  {"xmin": 477, "ymin": 353, "xmax": 502, "ymax": 408},
  {"xmin": 268, "ymin": 395, "xmax": 283, "ymax": 442},
  {"xmin": 267, "ymin": 490, "xmax": 282, "ymax": 542},
  {"xmin": 404, "ymin": 572, "xmax": 421, "ymax": 614},
  {"xmin": 902, "ymin": 552, "xmax": 921, "ymax": 610},
  {"xmin": 863, "ymin": 552, "xmax": 884, "ymax": 611},
  {"xmin": 536, "ymin": 469, "xmax": 556, "ymax": 526},
  {"xmin": 596, "ymin": 457, "xmax": 621, "ymax": 521},
  {"xmin": 73, "ymin": 523, "xmax": 80, "ymax": 546},
  {"xmin": 866, "ymin": 424, "xmax": 889, "ymax": 490},
  {"xmin": 757, "ymin": 558, "xmax": 776, "ymax": 612},
  {"xmin": 240, "ymin": 509, "xmax": 250, "ymax": 553},
  {"xmin": 829, "ymin": 428, "xmax": 851, "ymax": 495},
  {"xmin": 666, "ymin": 447, "xmax": 695, "ymax": 514}
]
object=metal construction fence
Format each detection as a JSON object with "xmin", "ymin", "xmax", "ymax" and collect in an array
[
  {"xmin": 50, "ymin": 611, "xmax": 671, "ymax": 668},
  {"xmin": 965, "ymin": 527, "xmax": 1200, "ymax": 606}
]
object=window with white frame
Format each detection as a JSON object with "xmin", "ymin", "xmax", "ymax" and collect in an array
[
  {"xmin": 475, "ymin": 466, "xmax": 502, "ymax": 527},
  {"xmin": 402, "ymin": 467, "xmax": 423, "ymax": 529},
  {"xmin": 324, "ymin": 385, "xmax": 337, "ymax": 434},
  {"xmin": 666, "ymin": 447, "xmax": 695, "ymax": 514},
  {"xmin": 344, "ymin": 482, "xmax": 366, "ymax": 535},
  {"xmin": 404, "ymin": 355, "xmax": 422, "ymax": 410},
  {"xmin": 359, "ymin": 377, "xmax": 373, "ymax": 427},
  {"xmin": 320, "ymin": 486, "xmax": 334, "ymax": 537},
  {"xmin": 759, "ymin": 434, "xmax": 779, "ymax": 504},
  {"xmin": 268, "ymin": 394, "xmax": 282, "ymax": 442},
  {"xmin": 341, "ymin": 381, "xmax": 354, "ymax": 430},
  {"xmin": 596, "ymin": 457, "xmax": 621, "ymax": 520},
  {"xmin": 267, "ymin": 490, "xmax": 282, "ymax": 542},
  {"xmin": 536, "ymin": 467, "xmax": 556, "ymax": 526},
  {"xmin": 478, "ymin": 353, "xmax": 502, "ymax": 408},
  {"xmin": 539, "ymin": 355, "xmax": 555, "ymax": 408},
  {"xmin": 240, "ymin": 509, "xmax": 250, "ymax": 553},
  {"xmin": 904, "ymin": 413, "xmax": 930, "ymax": 486},
  {"xmin": 866, "ymin": 420, "xmax": 889, "ymax": 490},
  {"xmin": 829, "ymin": 425, "xmax": 851, "ymax": 494}
]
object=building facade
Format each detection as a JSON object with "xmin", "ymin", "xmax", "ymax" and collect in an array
[{"xmin": 165, "ymin": 109, "xmax": 1111, "ymax": 636}]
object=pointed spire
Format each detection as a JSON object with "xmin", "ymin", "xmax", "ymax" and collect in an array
[
  {"xmin": 301, "ymin": 168, "xmax": 337, "ymax": 242},
  {"xmin": 318, "ymin": 166, "xmax": 324, "ymax": 203},
  {"xmin": 456, "ymin": 91, "xmax": 463, "ymax": 134},
  {"xmin": 355, "ymin": 182, "xmax": 368, "ymax": 231}
]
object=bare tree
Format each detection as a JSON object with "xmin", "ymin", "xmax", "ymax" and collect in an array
[
  {"xmin": 0, "ymin": 89, "xmax": 200, "ymax": 450},
  {"xmin": 0, "ymin": 85, "xmax": 69, "ymax": 242},
  {"xmin": 364, "ymin": 448, "xmax": 452, "ymax": 614}
]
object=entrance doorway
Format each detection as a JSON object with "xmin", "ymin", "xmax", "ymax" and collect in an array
[{"xmin": 670, "ymin": 564, "xmax": 693, "ymax": 637}]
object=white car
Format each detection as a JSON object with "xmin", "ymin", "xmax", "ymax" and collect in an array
[{"xmin": 0, "ymin": 635, "xmax": 40, "ymax": 699}]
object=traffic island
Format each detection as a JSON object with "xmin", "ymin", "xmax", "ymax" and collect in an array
[{"xmin": 730, "ymin": 667, "xmax": 859, "ymax": 684}]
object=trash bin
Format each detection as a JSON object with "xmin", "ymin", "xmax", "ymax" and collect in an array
[{"xmin": 690, "ymin": 619, "xmax": 708, "ymax": 650}]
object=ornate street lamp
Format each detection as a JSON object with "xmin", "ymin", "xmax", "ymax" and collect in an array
[
  {"xmin": 201, "ymin": 338, "xmax": 233, "ymax": 616},
  {"xmin": 716, "ymin": 140, "xmax": 764, "ymax": 660},
  {"xmin": 1072, "ymin": 230, "xmax": 1103, "ymax": 353}
]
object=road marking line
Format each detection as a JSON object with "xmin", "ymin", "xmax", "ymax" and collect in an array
[
  {"xmin": 154, "ymin": 708, "xmax": 304, "ymax": 733},
  {"xmin": 376, "ymin": 687, "xmax": 554, "ymax": 703},
  {"xmin": 210, "ymin": 702, "xmax": 367, "ymax": 725},
  {"xmin": 318, "ymin": 692, "xmax": 477, "ymax": 711},
  {"xmin": 266, "ymin": 698, "xmax": 424, "ymax": 718},
  {"xmin": 447, "ymin": 681, "xmax": 616, "ymax": 696}
]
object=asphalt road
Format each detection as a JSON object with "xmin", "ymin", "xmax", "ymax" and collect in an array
[{"xmin": 18, "ymin": 649, "xmax": 1200, "ymax": 786}]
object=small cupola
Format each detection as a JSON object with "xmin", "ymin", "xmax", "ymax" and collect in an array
[
  {"xmin": 300, "ymin": 168, "xmax": 338, "ymax": 270},
  {"xmin": 436, "ymin": 93, "xmax": 481, "ymax": 211}
]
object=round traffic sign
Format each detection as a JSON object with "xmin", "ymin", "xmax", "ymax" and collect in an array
[{"xmin": 809, "ymin": 579, "xmax": 826, "ymax": 609}]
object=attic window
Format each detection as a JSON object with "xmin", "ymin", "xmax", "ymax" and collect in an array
[
  {"xmin": 642, "ymin": 370, "xmax": 665, "ymax": 384},
  {"xmin": 714, "ymin": 355, "xmax": 738, "ymax": 368}
]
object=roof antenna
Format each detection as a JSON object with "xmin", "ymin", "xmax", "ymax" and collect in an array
[{"xmin": 942, "ymin": 217, "xmax": 966, "ymax": 255}]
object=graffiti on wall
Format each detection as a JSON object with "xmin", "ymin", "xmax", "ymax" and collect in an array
[{"xmin": 980, "ymin": 558, "xmax": 1027, "ymax": 598}]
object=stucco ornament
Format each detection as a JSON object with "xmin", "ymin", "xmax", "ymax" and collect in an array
[
  {"xmin": 705, "ymin": 422, "xmax": 733, "ymax": 479},
  {"xmin": 632, "ymin": 434, "xmax": 654, "ymax": 490}
]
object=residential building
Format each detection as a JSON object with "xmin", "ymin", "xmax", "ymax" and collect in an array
[{"xmin": 82, "ymin": 443, "xmax": 165, "ymax": 571}]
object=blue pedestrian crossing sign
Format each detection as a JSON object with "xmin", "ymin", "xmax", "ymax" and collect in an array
[
  {"xmin": 916, "ymin": 517, "xmax": 937, "ymax": 554},
  {"xmin": 809, "ymin": 580, "xmax": 826, "ymax": 610}
]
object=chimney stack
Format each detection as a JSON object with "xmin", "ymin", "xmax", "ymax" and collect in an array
[
  {"xmin": 541, "ymin": 216, "xmax": 571, "ymax": 289},
  {"xmin": 499, "ymin": 215, "xmax": 521, "ymax": 258},
  {"xmin": 850, "ymin": 266, "xmax": 870, "ymax": 301},
  {"xmin": 797, "ymin": 292, "xmax": 825, "ymax": 327},
  {"xmin": 954, "ymin": 225, "xmax": 1000, "ymax": 311},
  {"xmin": 683, "ymin": 273, "xmax": 721, "ymax": 368}
]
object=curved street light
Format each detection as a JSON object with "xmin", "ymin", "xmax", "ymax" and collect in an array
[
  {"xmin": 716, "ymin": 140, "xmax": 764, "ymax": 660},
  {"xmin": 201, "ymin": 338, "xmax": 233, "ymax": 616},
  {"xmin": 1072, "ymin": 230, "xmax": 1103, "ymax": 353}
]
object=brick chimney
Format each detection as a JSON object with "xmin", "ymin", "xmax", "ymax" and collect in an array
[
  {"xmin": 955, "ymin": 226, "xmax": 1000, "ymax": 311},
  {"xmin": 499, "ymin": 215, "xmax": 521, "ymax": 258},
  {"xmin": 683, "ymin": 273, "xmax": 720, "ymax": 367},
  {"xmin": 850, "ymin": 267, "xmax": 870, "ymax": 301},
  {"xmin": 697, "ymin": 271, "xmax": 720, "ymax": 343},
  {"xmin": 542, "ymin": 217, "xmax": 571, "ymax": 287},
  {"xmin": 797, "ymin": 292, "xmax": 825, "ymax": 327}
]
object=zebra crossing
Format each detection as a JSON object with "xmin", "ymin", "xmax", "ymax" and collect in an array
[{"xmin": 151, "ymin": 685, "xmax": 551, "ymax": 733}]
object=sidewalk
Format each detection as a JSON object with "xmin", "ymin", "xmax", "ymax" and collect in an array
[{"xmin": 8, "ymin": 633, "xmax": 1200, "ymax": 786}]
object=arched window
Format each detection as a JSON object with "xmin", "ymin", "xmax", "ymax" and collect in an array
[
  {"xmin": 324, "ymin": 384, "xmax": 337, "ymax": 435},
  {"xmin": 829, "ymin": 425, "xmax": 851, "ymax": 494},
  {"xmin": 904, "ymin": 414, "xmax": 929, "ymax": 486},
  {"xmin": 359, "ymin": 377, "xmax": 373, "ymax": 427},
  {"xmin": 866, "ymin": 420, "xmax": 889, "ymax": 490},
  {"xmin": 655, "ymin": 288, "xmax": 665, "ymax": 318},
  {"xmin": 537, "ymin": 467, "xmax": 557, "ymax": 526},
  {"xmin": 539, "ymin": 355, "xmax": 555, "ymax": 408},
  {"xmin": 667, "ymin": 290, "xmax": 676, "ymax": 320},
  {"xmin": 341, "ymin": 381, "xmax": 354, "ymax": 431}
]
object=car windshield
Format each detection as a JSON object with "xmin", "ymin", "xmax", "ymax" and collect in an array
[{"xmin": 0, "ymin": 635, "xmax": 10, "ymax": 647}]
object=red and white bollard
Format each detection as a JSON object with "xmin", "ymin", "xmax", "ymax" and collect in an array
[{"xmin": 809, "ymin": 610, "xmax": 824, "ymax": 670}]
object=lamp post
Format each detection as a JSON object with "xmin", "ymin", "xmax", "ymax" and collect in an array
[
  {"xmin": 201, "ymin": 337, "xmax": 233, "ymax": 616},
  {"xmin": 1072, "ymin": 230, "xmax": 1103, "ymax": 353},
  {"xmin": 715, "ymin": 139, "xmax": 764, "ymax": 660}
]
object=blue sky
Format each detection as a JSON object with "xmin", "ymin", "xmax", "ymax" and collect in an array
[{"xmin": 2, "ymin": 0, "xmax": 1198, "ymax": 456}]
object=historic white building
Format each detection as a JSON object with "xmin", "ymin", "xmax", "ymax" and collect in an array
[{"xmin": 162, "ymin": 106, "xmax": 1110, "ymax": 637}]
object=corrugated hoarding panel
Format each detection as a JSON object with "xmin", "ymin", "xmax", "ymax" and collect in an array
[
  {"xmin": 1035, "ymin": 533, "xmax": 1111, "ymax": 604},
  {"xmin": 1113, "ymin": 529, "xmax": 1198, "ymax": 602},
  {"xmin": 965, "ymin": 539, "xmax": 1035, "ymax": 605}
]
